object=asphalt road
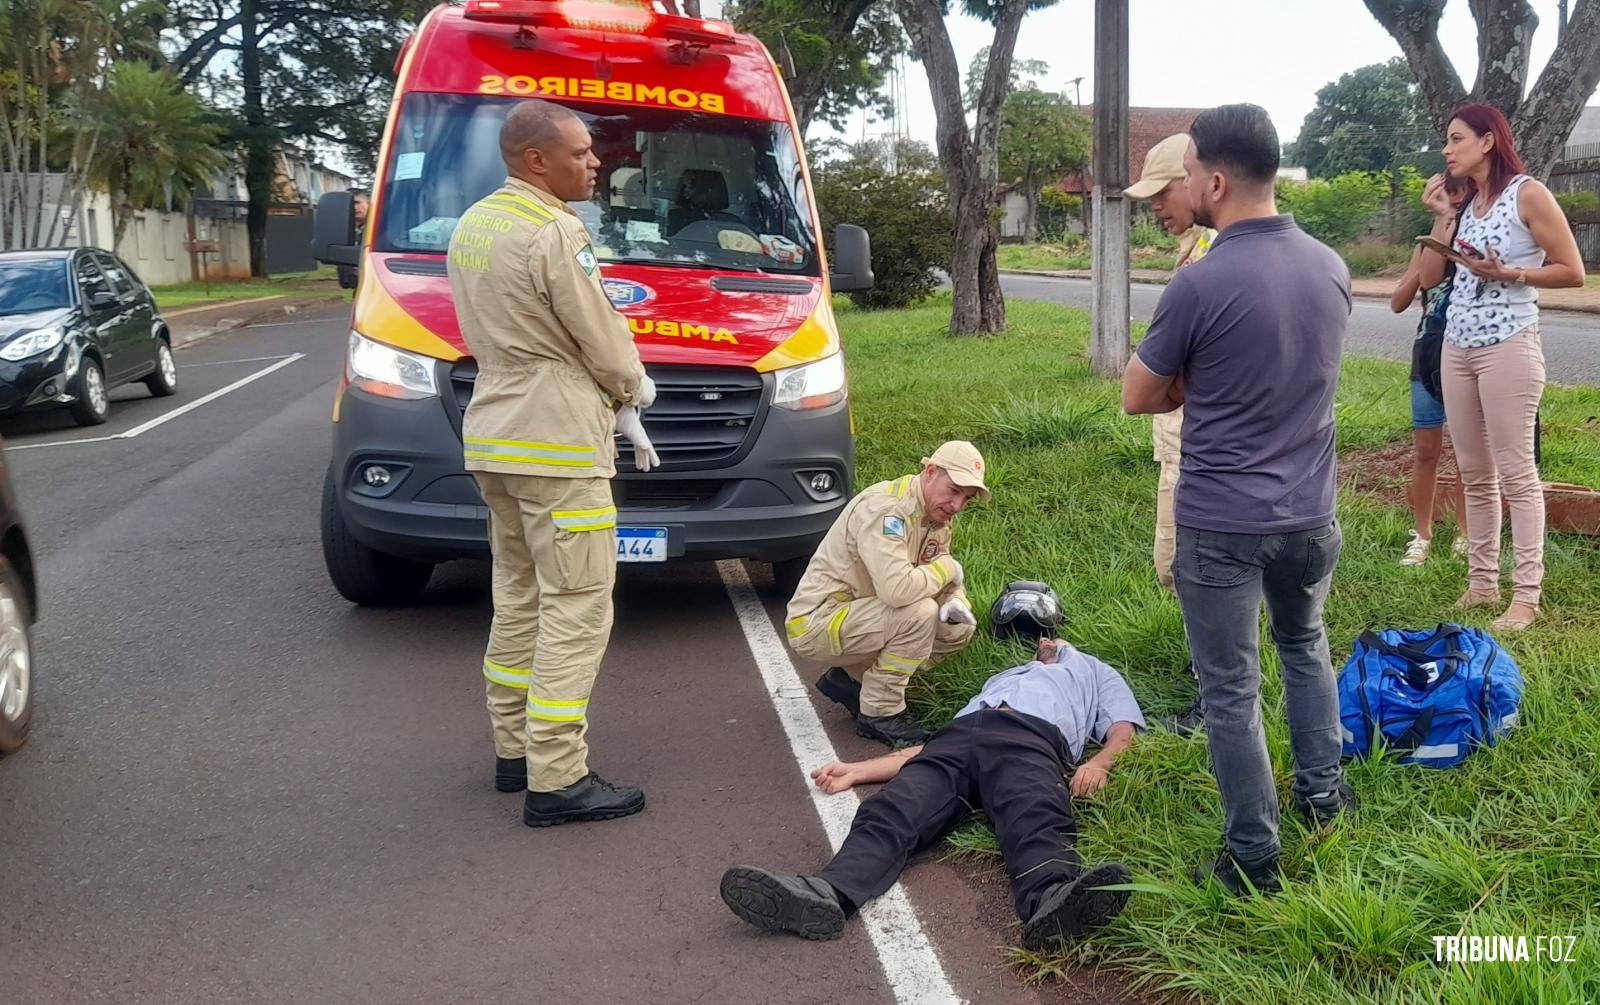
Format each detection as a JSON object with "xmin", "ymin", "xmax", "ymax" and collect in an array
[
  {"xmin": 0, "ymin": 309, "xmax": 1140, "ymax": 1004},
  {"xmin": 1000, "ymin": 273, "xmax": 1600, "ymax": 386}
]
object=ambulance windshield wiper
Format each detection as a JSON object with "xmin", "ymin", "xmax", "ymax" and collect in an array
[{"xmin": 604, "ymin": 257, "xmax": 776, "ymax": 275}]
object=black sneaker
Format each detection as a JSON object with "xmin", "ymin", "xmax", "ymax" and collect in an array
[
  {"xmin": 523, "ymin": 772, "xmax": 645, "ymax": 827},
  {"xmin": 1195, "ymin": 849, "xmax": 1282, "ymax": 896},
  {"xmin": 1160, "ymin": 695, "xmax": 1205, "ymax": 736},
  {"xmin": 856, "ymin": 711, "xmax": 932, "ymax": 746},
  {"xmin": 494, "ymin": 756, "xmax": 527, "ymax": 793},
  {"xmin": 1293, "ymin": 781, "xmax": 1359, "ymax": 828},
  {"xmin": 719, "ymin": 866, "xmax": 846, "ymax": 941},
  {"xmin": 815, "ymin": 668, "xmax": 862, "ymax": 717},
  {"xmin": 1020, "ymin": 862, "xmax": 1132, "ymax": 949}
]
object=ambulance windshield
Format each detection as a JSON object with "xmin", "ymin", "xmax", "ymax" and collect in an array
[{"xmin": 374, "ymin": 92, "xmax": 819, "ymax": 275}]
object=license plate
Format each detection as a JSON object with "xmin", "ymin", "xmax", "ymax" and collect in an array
[{"xmin": 616, "ymin": 527, "xmax": 667, "ymax": 563}]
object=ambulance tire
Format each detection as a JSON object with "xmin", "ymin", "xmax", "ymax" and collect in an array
[
  {"xmin": 772, "ymin": 556, "xmax": 809, "ymax": 598},
  {"xmin": 321, "ymin": 467, "xmax": 435, "ymax": 606}
]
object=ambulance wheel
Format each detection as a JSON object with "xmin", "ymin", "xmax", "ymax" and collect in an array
[
  {"xmin": 321, "ymin": 467, "xmax": 434, "ymax": 606},
  {"xmin": 772, "ymin": 556, "xmax": 809, "ymax": 598}
]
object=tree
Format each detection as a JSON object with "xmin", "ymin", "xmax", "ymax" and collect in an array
[
  {"xmin": 164, "ymin": 0, "xmax": 429, "ymax": 276},
  {"xmin": 727, "ymin": 1, "xmax": 905, "ymax": 137},
  {"xmin": 999, "ymin": 87, "xmax": 1088, "ymax": 242},
  {"xmin": 894, "ymin": 0, "xmax": 1056, "ymax": 336},
  {"xmin": 1363, "ymin": 0, "xmax": 1600, "ymax": 179},
  {"xmin": 0, "ymin": 1, "xmax": 148, "ymax": 250},
  {"xmin": 91, "ymin": 61, "xmax": 226, "ymax": 249},
  {"xmin": 813, "ymin": 137, "xmax": 951, "ymax": 309},
  {"xmin": 1292, "ymin": 58, "xmax": 1432, "ymax": 177},
  {"xmin": 963, "ymin": 45, "xmax": 1047, "ymax": 110}
]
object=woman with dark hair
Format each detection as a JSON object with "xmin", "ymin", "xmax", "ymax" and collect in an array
[{"xmin": 1416, "ymin": 103, "xmax": 1585, "ymax": 631}]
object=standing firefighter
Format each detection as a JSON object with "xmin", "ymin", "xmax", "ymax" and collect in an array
[
  {"xmin": 447, "ymin": 99, "xmax": 654, "ymax": 828},
  {"xmin": 786, "ymin": 442, "xmax": 987, "ymax": 745}
]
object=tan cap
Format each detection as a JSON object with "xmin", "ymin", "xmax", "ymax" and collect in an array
[
  {"xmin": 1124, "ymin": 133, "xmax": 1191, "ymax": 200},
  {"xmin": 922, "ymin": 440, "xmax": 990, "ymax": 502}
]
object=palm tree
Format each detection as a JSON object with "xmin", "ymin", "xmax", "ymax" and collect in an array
[{"xmin": 90, "ymin": 60, "xmax": 225, "ymax": 248}]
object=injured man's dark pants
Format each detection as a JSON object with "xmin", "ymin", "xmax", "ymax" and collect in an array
[{"xmin": 818, "ymin": 708, "xmax": 1083, "ymax": 920}]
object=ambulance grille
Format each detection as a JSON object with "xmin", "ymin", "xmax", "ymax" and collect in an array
[{"xmin": 447, "ymin": 360, "xmax": 766, "ymax": 470}]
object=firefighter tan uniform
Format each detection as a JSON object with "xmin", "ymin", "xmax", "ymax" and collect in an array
[
  {"xmin": 447, "ymin": 177, "xmax": 646, "ymax": 792},
  {"xmin": 786, "ymin": 465, "xmax": 980, "ymax": 717},
  {"xmin": 1151, "ymin": 224, "xmax": 1215, "ymax": 588}
]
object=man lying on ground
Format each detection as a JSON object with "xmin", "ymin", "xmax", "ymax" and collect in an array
[{"xmin": 719, "ymin": 638, "xmax": 1145, "ymax": 949}]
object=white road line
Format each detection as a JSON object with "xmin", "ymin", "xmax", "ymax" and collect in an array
[
  {"xmin": 716, "ymin": 559, "xmax": 962, "ymax": 1005},
  {"xmin": 9, "ymin": 354, "xmax": 304, "ymax": 452},
  {"xmin": 179, "ymin": 354, "xmax": 295, "ymax": 368}
]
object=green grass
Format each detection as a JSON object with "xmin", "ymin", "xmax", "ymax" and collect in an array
[
  {"xmin": 998, "ymin": 243, "xmax": 1178, "ymax": 273},
  {"xmin": 838, "ymin": 293, "xmax": 1600, "ymax": 1004},
  {"xmin": 150, "ymin": 266, "xmax": 344, "ymax": 310}
]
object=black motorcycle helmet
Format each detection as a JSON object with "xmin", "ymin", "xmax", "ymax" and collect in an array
[{"xmin": 989, "ymin": 580, "xmax": 1064, "ymax": 640}]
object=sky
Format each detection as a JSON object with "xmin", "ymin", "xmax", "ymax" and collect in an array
[{"xmin": 771, "ymin": 0, "xmax": 1592, "ymax": 151}]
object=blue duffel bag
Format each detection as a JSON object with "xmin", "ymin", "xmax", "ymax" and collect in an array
[{"xmin": 1338, "ymin": 623, "xmax": 1523, "ymax": 768}]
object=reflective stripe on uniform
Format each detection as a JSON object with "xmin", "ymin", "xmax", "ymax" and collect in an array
[
  {"xmin": 827, "ymin": 605, "xmax": 850, "ymax": 652},
  {"xmin": 929, "ymin": 558, "xmax": 951, "ymax": 588},
  {"xmin": 483, "ymin": 658, "xmax": 531, "ymax": 689},
  {"xmin": 463, "ymin": 436, "xmax": 596, "ymax": 468},
  {"xmin": 883, "ymin": 475, "xmax": 912, "ymax": 499},
  {"xmin": 874, "ymin": 651, "xmax": 921, "ymax": 676},
  {"xmin": 785, "ymin": 615, "xmax": 809, "ymax": 639},
  {"xmin": 482, "ymin": 194, "xmax": 554, "ymax": 226},
  {"xmin": 552, "ymin": 505, "xmax": 617, "ymax": 532},
  {"xmin": 527, "ymin": 695, "xmax": 589, "ymax": 722}
]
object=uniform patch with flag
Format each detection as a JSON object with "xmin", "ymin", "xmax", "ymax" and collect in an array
[
  {"xmin": 882, "ymin": 515, "xmax": 906, "ymax": 539},
  {"xmin": 575, "ymin": 244, "xmax": 598, "ymax": 275}
]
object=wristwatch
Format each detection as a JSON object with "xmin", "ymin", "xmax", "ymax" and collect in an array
[{"xmin": 1514, "ymin": 270, "xmax": 1528, "ymax": 286}]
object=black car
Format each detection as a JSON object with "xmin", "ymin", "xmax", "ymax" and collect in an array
[
  {"xmin": 0, "ymin": 435, "xmax": 34, "ymax": 753},
  {"xmin": 0, "ymin": 248, "xmax": 178, "ymax": 426}
]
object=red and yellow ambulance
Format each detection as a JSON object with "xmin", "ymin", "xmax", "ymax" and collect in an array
[{"xmin": 313, "ymin": 0, "xmax": 872, "ymax": 605}]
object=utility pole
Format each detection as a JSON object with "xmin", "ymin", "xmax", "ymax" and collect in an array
[
  {"xmin": 1069, "ymin": 75, "xmax": 1084, "ymax": 108},
  {"xmin": 1089, "ymin": 0, "xmax": 1129, "ymax": 377},
  {"xmin": 1558, "ymin": 0, "xmax": 1568, "ymax": 42}
]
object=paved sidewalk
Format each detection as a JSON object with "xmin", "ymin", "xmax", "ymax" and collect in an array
[
  {"xmin": 164, "ymin": 296, "xmax": 349, "ymax": 348},
  {"xmin": 1004, "ymin": 268, "xmax": 1600, "ymax": 314}
]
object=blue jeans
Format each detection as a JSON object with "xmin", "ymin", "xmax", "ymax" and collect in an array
[{"xmin": 1173, "ymin": 522, "xmax": 1345, "ymax": 865}]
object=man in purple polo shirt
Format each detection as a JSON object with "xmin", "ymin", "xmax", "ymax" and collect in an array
[{"xmin": 1120, "ymin": 104, "xmax": 1357, "ymax": 896}]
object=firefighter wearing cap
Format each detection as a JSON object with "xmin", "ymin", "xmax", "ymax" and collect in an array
[
  {"xmin": 447, "ymin": 98, "xmax": 652, "ymax": 827},
  {"xmin": 1124, "ymin": 132, "xmax": 1217, "ymax": 591},
  {"xmin": 785, "ymin": 442, "xmax": 989, "ymax": 745}
]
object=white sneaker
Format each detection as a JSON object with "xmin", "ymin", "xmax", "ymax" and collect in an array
[
  {"xmin": 1401, "ymin": 530, "xmax": 1432, "ymax": 566},
  {"xmin": 1452, "ymin": 536, "xmax": 1469, "ymax": 557}
]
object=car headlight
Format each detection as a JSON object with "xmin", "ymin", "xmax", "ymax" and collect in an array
[
  {"xmin": 347, "ymin": 331, "xmax": 439, "ymax": 400},
  {"xmin": 0, "ymin": 327, "xmax": 66, "ymax": 362},
  {"xmin": 772, "ymin": 353, "xmax": 847, "ymax": 411}
]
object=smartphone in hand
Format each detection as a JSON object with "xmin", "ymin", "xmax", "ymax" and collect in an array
[{"xmin": 1414, "ymin": 236, "xmax": 1466, "ymax": 262}]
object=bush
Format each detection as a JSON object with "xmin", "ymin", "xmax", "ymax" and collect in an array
[
  {"xmin": 1277, "ymin": 170, "xmax": 1388, "ymax": 246},
  {"xmin": 813, "ymin": 139, "xmax": 953, "ymax": 310},
  {"xmin": 1556, "ymin": 190, "xmax": 1600, "ymax": 221},
  {"xmin": 1130, "ymin": 217, "xmax": 1178, "ymax": 249},
  {"xmin": 1341, "ymin": 240, "xmax": 1413, "ymax": 277}
]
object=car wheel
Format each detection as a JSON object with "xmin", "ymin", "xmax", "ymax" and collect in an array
[
  {"xmin": 68, "ymin": 356, "xmax": 110, "ymax": 426},
  {"xmin": 0, "ymin": 555, "xmax": 34, "ymax": 754},
  {"xmin": 144, "ymin": 339, "xmax": 178, "ymax": 397},
  {"xmin": 321, "ymin": 465, "xmax": 435, "ymax": 606}
]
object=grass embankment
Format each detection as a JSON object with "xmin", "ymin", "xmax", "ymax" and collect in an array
[
  {"xmin": 150, "ymin": 266, "xmax": 345, "ymax": 310},
  {"xmin": 997, "ymin": 243, "xmax": 1178, "ymax": 273},
  {"xmin": 838, "ymin": 294, "xmax": 1600, "ymax": 1005}
]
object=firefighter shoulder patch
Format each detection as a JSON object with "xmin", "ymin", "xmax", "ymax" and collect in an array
[
  {"xmin": 882, "ymin": 515, "xmax": 906, "ymax": 539},
  {"xmin": 575, "ymin": 244, "xmax": 598, "ymax": 275}
]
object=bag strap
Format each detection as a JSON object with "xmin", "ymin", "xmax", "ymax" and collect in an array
[
  {"xmin": 1358, "ymin": 628, "xmax": 1462, "ymax": 690},
  {"xmin": 1387, "ymin": 706, "xmax": 1437, "ymax": 755}
]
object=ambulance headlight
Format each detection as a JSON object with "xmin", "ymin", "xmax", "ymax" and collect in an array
[
  {"xmin": 347, "ymin": 331, "xmax": 439, "ymax": 400},
  {"xmin": 772, "ymin": 354, "xmax": 847, "ymax": 411}
]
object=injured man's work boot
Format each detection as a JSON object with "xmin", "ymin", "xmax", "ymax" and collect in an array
[
  {"xmin": 855, "ymin": 710, "xmax": 933, "ymax": 746},
  {"xmin": 1021, "ymin": 862, "xmax": 1133, "ymax": 949},
  {"xmin": 719, "ymin": 867, "xmax": 846, "ymax": 941}
]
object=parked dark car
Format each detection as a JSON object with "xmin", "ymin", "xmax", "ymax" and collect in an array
[
  {"xmin": 0, "ymin": 435, "xmax": 35, "ymax": 753},
  {"xmin": 0, "ymin": 248, "xmax": 178, "ymax": 426}
]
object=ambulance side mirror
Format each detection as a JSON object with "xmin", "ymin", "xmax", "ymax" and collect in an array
[
  {"xmin": 830, "ymin": 224, "xmax": 874, "ymax": 292},
  {"xmin": 312, "ymin": 192, "xmax": 360, "ymax": 267}
]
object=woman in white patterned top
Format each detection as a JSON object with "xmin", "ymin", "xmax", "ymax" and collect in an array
[{"xmin": 1415, "ymin": 104, "xmax": 1585, "ymax": 632}]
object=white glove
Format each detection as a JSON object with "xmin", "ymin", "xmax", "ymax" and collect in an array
[
  {"xmin": 614, "ymin": 405, "xmax": 661, "ymax": 472},
  {"xmin": 939, "ymin": 599, "xmax": 976, "ymax": 627},
  {"xmin": 634, "ymin": 374, "xmax": 657, "ymax": 410}
]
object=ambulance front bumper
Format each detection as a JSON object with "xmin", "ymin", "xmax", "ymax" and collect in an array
[{"xmin": 328, "ymin": 373, "xmax": 854, "ymax": 566}]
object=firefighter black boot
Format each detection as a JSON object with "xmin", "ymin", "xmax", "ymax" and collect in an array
[
  {"xmin": 855, "ymin": 711, "xmax": 932, "ymax": 746},
  {"xmin": 523, "ymin": 772, "xmax": 646, "ymax": 827},
  {"xmin": 494, "ymin": 756, "xmax": 526, "ymax": 793}
]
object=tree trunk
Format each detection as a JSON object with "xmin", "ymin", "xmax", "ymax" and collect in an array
[
  {"xmin": 242, "ymin": 0, "xmax": 271, "ymax": 278},
  {"xmin": 1365, "ymin": 0, "xmax": 1600, "ymax": 180}
]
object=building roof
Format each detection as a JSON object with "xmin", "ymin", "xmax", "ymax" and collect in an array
[{"xmin": 1052, "ymin": 105, "xmax": 1209, "ymax": 194}]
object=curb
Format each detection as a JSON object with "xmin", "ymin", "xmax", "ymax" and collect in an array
[
  {"xmin": 163, "ymin": 294, "xmax": 287, "ymax": 318},
  {"xmin": 999, "ymin": 268, "xmax": 1600, "ymax": 315},
  {"xmin": 169, "ymin": 297, "xmax": 347, "ymax": 350}
]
